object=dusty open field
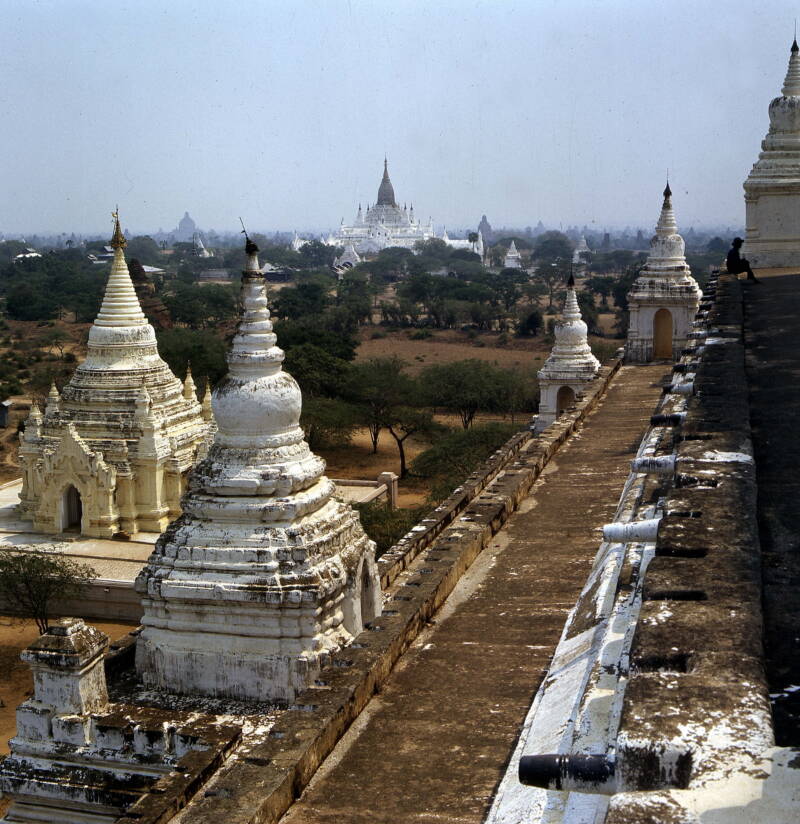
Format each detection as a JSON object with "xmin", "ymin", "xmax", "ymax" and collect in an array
[{"xmin": 0, "ymin": 616, "xmax": 138, "ymax": 756}]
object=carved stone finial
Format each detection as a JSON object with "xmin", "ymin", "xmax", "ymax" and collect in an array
[{"xmin": 110, "ymin": 208, "xmax": 127, "ymax": 250}]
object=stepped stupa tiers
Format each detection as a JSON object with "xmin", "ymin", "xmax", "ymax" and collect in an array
[
  {"xmin": 625, "ymin": 184, "xmax": 701, "ymax": 362},
  {"xmin": 135, "ymin": 235, "xmax": 381, "ymax": 702},
  {"xmin": 535, "ymin": 275, "xmax": 600, "ymax": 432},
  {"xmin": 17, "ymin": 212, "xmax": 211, "ymax": 537},
  {"xmin": 744, "ymin": 38, "xmax": 800, "ymax": 267}
]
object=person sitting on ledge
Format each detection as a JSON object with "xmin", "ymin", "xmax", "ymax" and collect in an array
[{"xmin": 726, "ymin": 237, "xmax": 760, "ymax": 283}]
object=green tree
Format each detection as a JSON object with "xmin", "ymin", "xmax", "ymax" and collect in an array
[
  {"xmin": 126, "ymin": 236, "xmax": 162, "ymax": 266},
  {"xmin": 155, "ymin": 328, "xmax": 228, "ymax": 388},
  {"xmin": 385, "ymin": 406, "xmax": 437, "ymax": 479},
  {"xmin": 533, "ymin": 231, "xmax": 573, "ymax": 262},
  {"xmin": 517, "ymin": 307, "xmax": 544, "ymax": 336},
  {"xmin": 345, "ymin": 357, "xmax": 414, "ymax": 453},
  {"xmin": 421, "ymin": 359, "xmax": 509, "ymax": 429},
  {"xmin": 300, "ymin": 397, "xmax": 359, "ymax": 450},
  {"xmin": 411, "ymin": 422, "xmax": 519, "ymax": 500},
  {"xmin": 0, "ymin": 549, "xmax": 96, "ymax": 634},
  {"xmin": 284, "ymin": 343, "xmax": 351, "ymax": 398}
]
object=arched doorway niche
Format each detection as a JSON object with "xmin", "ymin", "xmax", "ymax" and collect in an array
[
  {"xmin": 557, "ymin": 385, "xmax": 576, "ymax": 413},
  {"xmin": 654, "ymin": 308, "xmax": 673, "ymax": 359},
  {"xmin": 60, "ymin": 485, "xmax": 82, "ymax": 533}
]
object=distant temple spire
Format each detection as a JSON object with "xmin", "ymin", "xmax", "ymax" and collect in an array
[
  {"xmin": 110, "ymin": 208, "xmax": 126, "ymax": 250},
  {"xmin": 783, "ymin": 36, "xmax": 800, "ymax": 95},
  {"xmin": 377, "ymin": 158, "xmax": 397, "ymax": 207}
]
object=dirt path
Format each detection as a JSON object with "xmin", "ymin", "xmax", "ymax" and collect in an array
[{"xmin": 279, "ymin": 364, "xmax": 667, "ymax": 824}]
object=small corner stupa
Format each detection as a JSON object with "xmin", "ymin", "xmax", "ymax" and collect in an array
[
  {"xmin": 17, "ymin": 211, "xmax": 212, "ymax": 537},
  {"xmin": 743, "ymin": 37, "xmax": 800, "ymax": 267},
  {"xmin": 625, "ymin": 184, "xmax": 701, "ymax": 362},
  {"xmin": 135, "ymin": 233, "xmax": 381, "ymax": 702},
  {"xmin": 535, "ymin": 275, "xmax": 600, "ymax": 432}
]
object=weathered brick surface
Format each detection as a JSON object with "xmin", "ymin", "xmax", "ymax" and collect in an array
[{"xmin": 610, "ymin": 274, "xmax": 771, "ymax": 821}]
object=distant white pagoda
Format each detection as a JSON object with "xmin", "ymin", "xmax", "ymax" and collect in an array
[
  {"xmin": 504, "ymin": 240, "xmax": 523, "ymax": 269},
  {"xmin": 573, "ymin": 235, "xmax": 591, "ymax": 264},
  {"xmin": 625, "ymin": 184, "xmax": 701, "ymax": 362},
  {"xmin": 535, "ymin": 275, "xmax": 599, "ymax": 432},
  {"xmin": 744, "ymin": 38, "xmax": 800, "ymax": 267},
  {"xmin": 135, "ymin": 235, "xmax": 381, "ymax": 701},
  {"xmin": 331, "ymin": 159, "xmax": 435, "ymax": 253}
]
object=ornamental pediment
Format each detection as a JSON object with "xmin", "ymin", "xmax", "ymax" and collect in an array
[{"xmin": 43, "ymin": 424, "xmax": 116, "ymax": 491}]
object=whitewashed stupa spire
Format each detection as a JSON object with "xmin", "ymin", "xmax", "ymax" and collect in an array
[
  {"xmin": 655, "ymin": 182, "xmax": 678, "ymax": 237},
  {"xmin": 743, "ymin": 36, "xmax": 800, "ymax": 267},
  {"xmin": 535, "ymin": 274, "xmax": 599, "ymax": 432},
  {"xmin": 94, "ymin": 211, "xmax": 147, "ymax": 328},
  {"xmin": 782, "ymin": 37, "xmax": 800, "ymax": 95},
  {"xmin": 624, "ymin": 184, "xmax": 701, "ymax": 362},
  {"xmin": 135, "ymin": 231, "xmax": 381, "ymax": 702}
]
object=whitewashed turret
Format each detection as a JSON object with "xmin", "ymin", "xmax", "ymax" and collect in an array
[
  {"xmin": 135, "ymin": 235, "xmax": 381, "ymax": 702},
  {"xmin": 744, "ymin": 38, "xmax": 800, "ymax": 267},
  {"xmin": 17, "ymin": 211, "xmax": 212, "ymax": 537},
  {"xmin": 535, "ymin": 276, "xmax": 600, "ymax": 432},
  {"xmin": 625, "ymin": 185, "xmax": 701, "ymax": 362}
]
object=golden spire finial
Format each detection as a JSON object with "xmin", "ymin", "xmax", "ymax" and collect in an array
[{"xmin": 110, "ymin": 207, "xmax": 127, "ymax": 250}]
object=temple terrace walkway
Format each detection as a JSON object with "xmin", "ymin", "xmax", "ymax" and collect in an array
[
  {"xmin": 280, "ymin": 364, "xmax": 667, "ymax": 824},
  {"xmin": 745, "ymin": 270, "xmax": 800, "ymax": 745}
]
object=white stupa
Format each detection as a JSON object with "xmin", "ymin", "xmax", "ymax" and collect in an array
[
  {"xmin": 744, "ymin": 38, "xmax": 800, "ymax": 267},
  {"xmin": 535, "ymin": 275, "xmax": 600, "ymax": 432},
  {"xmin": 573, "ymin": 235, "xmax": 591, "ymax": 264},
  {"xmin": 135, "ymin": 236, "xmax": 381, "ymax": 702},
  {"xmin": 625, "ymin": 184, "xmax": 701, "ymax": 362},
  {"xmin": 17, "ymin": 212, "xmax": 210, "ymax": 537},
  {"xmin": 504, "ymin": 239, "xmax": 523, "ymax": 269}
]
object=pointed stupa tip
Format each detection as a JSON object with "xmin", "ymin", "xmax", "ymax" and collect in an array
[
  {"xmin": 110, "ymin": 209, "xmax": 127, "ymax": 250},
  {"xmin": 241, "ymin": 224, "xmax": 260, "ymax": 272},
  {"xmin": 792, "ymin": 37, "xmax": 798, "ymax": 53},
  {"xmin": 663, "ymin": 181, "xmax": 672, "ymax": 201},
  {"xmin": 567, "ymin": 273, "xmax": 575, "ymax": 288}
]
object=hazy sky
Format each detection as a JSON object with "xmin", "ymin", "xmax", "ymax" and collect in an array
[{"xmin": 1, "ymin": 0, "xmax": 796, "ymax": 235}]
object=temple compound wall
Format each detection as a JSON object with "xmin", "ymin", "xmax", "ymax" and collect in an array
[
  {"xmin": 744, "ymin": 40, "xmax": 800, "ymax": 268},
  {"xmin": 16, "ymin": 214, "xmax": 211, "ymax": 538},
  {"xmin": 626, "ymin": 185, "xmax": 701, "ymax": 362}
]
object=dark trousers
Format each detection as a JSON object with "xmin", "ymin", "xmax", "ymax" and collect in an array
[{"xmin": 729, "ymin": 259, "xmax": 758, "ymax": 280}]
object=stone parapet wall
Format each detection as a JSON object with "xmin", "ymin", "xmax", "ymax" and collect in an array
[
  {"xmin": 117, "ymin": 362, "xmax": 622, "ymax": 824},
  {"xmin": 608, "ymin": 274, "xmax": 771, "ymax": 820}
]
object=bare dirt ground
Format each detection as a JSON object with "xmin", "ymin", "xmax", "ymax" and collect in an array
[
  {"xmin": 0, "ymin": 616, "xmax": 138, "ymax": 756},
  {"xmin": 355, "ymin": 328, "xmax": 549, "ymax": 375}
]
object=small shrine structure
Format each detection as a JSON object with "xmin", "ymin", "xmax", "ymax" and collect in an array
[
  {"xmin": 625, "ymin": 184, "xmax": 701, "ymax": 362},
  {"xmin": 535, "ymin": 275, "xmax": 600, "ymax": 432},
  {"xmin": 17, "ymin": 212, "xmax": 211, "ymax": 537}
]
